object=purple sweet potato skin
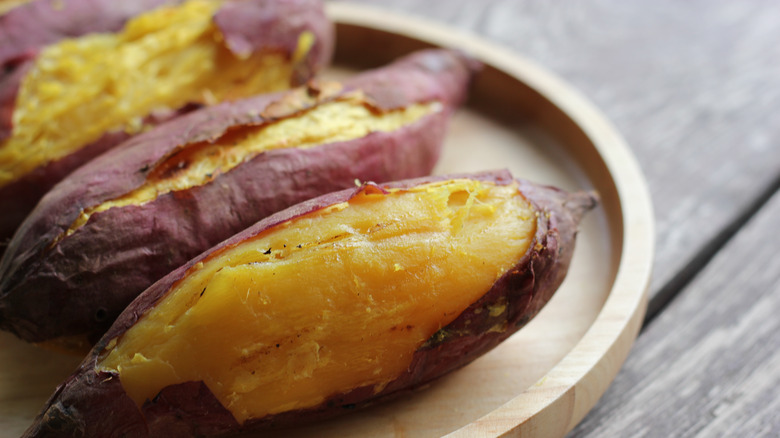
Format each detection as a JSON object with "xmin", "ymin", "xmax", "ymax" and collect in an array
[
  {"xmin": 0, "ymin": 106, "xmax": 198, "ymax": 256},
  {"xmin": 0, "ymin": 49, "xmax": 479, "ymax": 346},
  {"xmin": 22, "ymin": 170, "xmax": 596, "ymax": 438},
  {"xmin": 0, "ymin": 0, "xmax": 334, "ymax": 245},
  {"xmin": 0, "ymin": 0, "xmax": 177, "ymax": 238},
  {"xmin": 214, "ymin": 0, "xmax": 334, "ymax": 86},
  {"xmin": 0, "ymin": 0, "xmax": 174, "ymax": 64}
]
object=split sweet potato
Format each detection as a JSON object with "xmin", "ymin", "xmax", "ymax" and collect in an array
[
  {"xmin": 21, "ymin": 170, "xmax": 596, "ymax": 437},
  {"xmin": 0, "ymin": 0, "xmax": 334, "ymax": 243},
  {"xmin": 0, "ymin": 49, "xmax": 480, "ymax": 351}
]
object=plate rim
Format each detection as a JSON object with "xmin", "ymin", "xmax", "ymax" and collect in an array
[{"xmin": 327, "ymin": 3, "xmax": 655, "ymax": 436}]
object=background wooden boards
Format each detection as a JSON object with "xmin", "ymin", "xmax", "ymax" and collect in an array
[{"xmin": 571, "ymin": 189, "xmax": 780, "ymax": 437}]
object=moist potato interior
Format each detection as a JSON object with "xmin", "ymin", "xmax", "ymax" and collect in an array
[
  {"xmin": 62, "ymin": 95, "xmax": 438, "ymax": 237},
  {"xmin": 97, "ymin": 179, "xmax": 536, "ymax": 423},
  {"xmin": 0, "ymin": 0, "xmax": 304, "ymax": 188}
]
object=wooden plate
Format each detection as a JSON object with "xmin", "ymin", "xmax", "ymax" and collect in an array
[{"xmin": 0, "ymin": 3, "xmax": 654, "ymax": 437}]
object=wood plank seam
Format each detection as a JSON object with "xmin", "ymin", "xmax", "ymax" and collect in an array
[{"xmin": 643, "ymin": 170, "xmax": 780, "ymax": 328}]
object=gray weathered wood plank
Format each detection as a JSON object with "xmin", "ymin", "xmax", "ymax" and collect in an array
[
  {"xmin": 331, "ymin": 0, "xmax": 780, "ymax": 312},
  {"xmin": 568, "ymin": 188, "xmax": 780, "ymax": 437}
]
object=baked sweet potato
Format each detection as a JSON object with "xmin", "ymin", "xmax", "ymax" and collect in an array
[
  {"xmin": 22, "ymin": 170, "xmax": 596, "ymax": 438},
  {"xmin": 0, "ymin": 49, "xmax": 480, "ymax": 352},
  {"xmin": 0, "ymin": 0, "xmax": 334, "ymax": 244}
]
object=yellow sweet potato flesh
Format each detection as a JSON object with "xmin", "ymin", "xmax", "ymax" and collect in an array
[
  {"xmin": 61, "ymin": 94, "xmax": 438, "ymax": 238},
  {"xmin": 97, "ymin": 179, "xmax": 536, "ymax": 422},
  {"xmin": 0, "ymin": 0, "xmax": 32, "ymax": 14},
  {"xmin": 0, "ymin": 0, "xmax": 304, "ymax": 187}
]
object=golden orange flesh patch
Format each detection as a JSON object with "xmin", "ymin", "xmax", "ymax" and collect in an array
[
  {"xmin": 97, "ymin": 179, "xmax": 537, "ymax": 423},
  {"xmin": 0, "ymin": 0, "xmax": 32, "ymax": 14},
  {"xmin": 0, "ymin": 0, "xmax": 302, "ymax": 188},
  {"xmin": 61, "ymin": 95, "xmax": 439, "ymax": 238}
]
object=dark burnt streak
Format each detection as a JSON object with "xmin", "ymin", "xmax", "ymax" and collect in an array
[{"xmin": 148, "ymin": 148, "xmax": 193, "ymax": 181}]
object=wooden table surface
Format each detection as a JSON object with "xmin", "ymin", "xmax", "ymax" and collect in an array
[{"xmin": 332, "ymin": 1, "xmax": 780, "ymax": 436}]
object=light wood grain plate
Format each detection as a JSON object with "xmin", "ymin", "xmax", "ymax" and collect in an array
[{"xmin": 0, "ymin": 3, "xmax": 654, "ymax": 437}]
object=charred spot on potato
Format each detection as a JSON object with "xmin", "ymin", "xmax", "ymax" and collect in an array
[
  {"xmin": 97, "ymin": 179, "xmax": 537, "ymax": 423},
  {"xmin": 94, "ymin": 308, "xmax": 108, "ymax": 322},
  {"xmin": 1, "ymin": 58, "xmax": 24, "ymax": 76},
  {"xmin": 0, "ymin": 0, "xmax": 309, "ymax": 190},
  {"xmin": 40, "ymin": 402, "xmax": 72, "ymax": 432},
  {"xmin": 423, "ymin": 328, "xmax": 451, "ymax": 348}
]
